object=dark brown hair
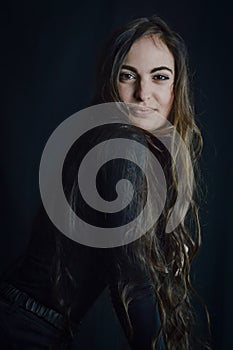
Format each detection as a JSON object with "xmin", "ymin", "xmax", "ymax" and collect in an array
[{"xmin": 92, "ymin": 15, "xmax": 210, "ymax": 349}]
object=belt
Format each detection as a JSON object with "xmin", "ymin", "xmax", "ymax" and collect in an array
[{"xmin": 0, "ymin": 282, "xmax": 66, "ymax": 331}]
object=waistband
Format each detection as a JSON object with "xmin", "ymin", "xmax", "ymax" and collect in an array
[{"xmin": 0, "ymin": 282, "xmax": 66, "ymax": 331}]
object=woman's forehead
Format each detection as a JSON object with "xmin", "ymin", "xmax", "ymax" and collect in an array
[{"xmin": 122, "ymin": 35, "xmax": 174, "ymax": 71}]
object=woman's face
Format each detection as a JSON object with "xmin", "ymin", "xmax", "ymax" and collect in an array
[{"xmin": 117, "ymin": 35, "xmax": 175, "ymax": 131}]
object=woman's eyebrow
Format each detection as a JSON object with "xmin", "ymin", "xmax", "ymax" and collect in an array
[
  {"xmin": 150, "ymin": 66, "xmax": 173, "ymax": 74},
  {"xmin": 121, "ymin": 65, "xmax": 173, "ymax": 75},
  {"xmin": 121, "ymin": 65, "xmax": 138, "ymax": 74}
]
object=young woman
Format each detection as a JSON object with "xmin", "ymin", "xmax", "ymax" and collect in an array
[{"xmin": 0, "ymin": 15, "xmax": 208, "ymax": 350}]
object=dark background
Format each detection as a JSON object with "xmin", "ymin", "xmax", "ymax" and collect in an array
[{"xmin": 1, "ymin": 1, "xmax": 232, "ymax": 349}]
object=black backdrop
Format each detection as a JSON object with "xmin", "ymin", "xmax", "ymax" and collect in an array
[{"xmin": 1, "ymin": 1, "xmax": 232, "ymax": 349}]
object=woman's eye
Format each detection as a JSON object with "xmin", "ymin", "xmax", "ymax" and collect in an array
[
  {"xmin": 119, "ymin": 72, "xmax": 135, "ymax": 81},
  {"xmin": 153, "ymin": 74, "xmax": 169, "ymax": 81}
]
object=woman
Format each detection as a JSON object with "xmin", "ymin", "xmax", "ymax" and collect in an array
[{"xmin": 0, "ymin": 15, "xmax": 208, "ymax": 350}]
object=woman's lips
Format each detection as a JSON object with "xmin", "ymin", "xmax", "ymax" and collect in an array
[
  {"xmin": 129, "ymin": 107, "xmax": 155, "ymax": 117},
  {"xmin": 128, "ymin": 105, "xmax": 156, "ymax": 116}
]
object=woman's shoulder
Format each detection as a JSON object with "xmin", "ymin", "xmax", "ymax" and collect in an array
[
  {"xmin": 63, "ymin": 123, "xmax": 149, "ymax": 171},
  {"xmin": 91, "ymin": 122, "xmax": 148, "ymax": 145}
]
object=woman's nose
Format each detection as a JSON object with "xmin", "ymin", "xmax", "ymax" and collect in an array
[{"xmin": 134, "ymin": 80, "xmax": 151, "ymax": 101}]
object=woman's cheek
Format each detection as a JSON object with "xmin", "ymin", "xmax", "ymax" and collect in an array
[{"xmin": 118, "ymin": 85, "xmax": 133, "ymax": 103}]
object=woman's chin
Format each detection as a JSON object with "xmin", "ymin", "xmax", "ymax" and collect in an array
[{"xmin": 128, "ymin": 113, "xmax": 167, "ymax": 132}]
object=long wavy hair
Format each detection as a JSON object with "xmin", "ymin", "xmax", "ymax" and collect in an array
[
  {"xmin": 54, "ymin": 15, "xmax": 210, "ymax": 350},
  {"xmin": 91, "ymin": 15, "xmax": 210, "ymax": 349}
]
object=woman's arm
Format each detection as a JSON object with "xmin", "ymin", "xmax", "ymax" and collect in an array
[
  {"xmin": 106, "ymin": 245, "xmax": 166, "ymax": 350},
  {"xmin": 97, "ymin": 124, "xmax": 166, "ymax": 349}
]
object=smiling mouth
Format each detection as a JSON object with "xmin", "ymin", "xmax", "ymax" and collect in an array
[{"xmin": 128, "ymin": 105, "xmax": 156, "ymax": 116}]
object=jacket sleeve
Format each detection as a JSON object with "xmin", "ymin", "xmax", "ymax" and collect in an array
[
  {"xmin": 97, "ymin": 124, "xmax": 166, "ymax": 350},
  {"xmin": 104, "ymin": 243, "xmax": 166, "ymax": 350},
  {"xmin": 64, "ymin": 122, "xmax": 166, "ymax": 349}
]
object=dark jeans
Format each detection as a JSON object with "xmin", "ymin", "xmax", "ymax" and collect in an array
[{"xmin": 0, "ymin": 296, "xmax": 72, "ymax": 350}]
